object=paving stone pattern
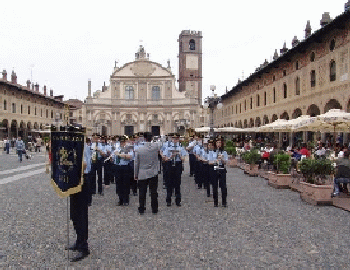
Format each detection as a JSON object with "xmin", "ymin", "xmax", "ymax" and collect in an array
[{"xmin": 1, "ymin": 154, "xmax": 350, "ymax": 268}]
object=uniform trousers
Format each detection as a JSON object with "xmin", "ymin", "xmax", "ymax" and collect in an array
[
  {"xmin": 162, "ymin": 161, "xmax": 169, "ymax": 187},
  {"xmin": 189, "ymin": 154, "xmax": 196, "ymax": 175},
  {"xmin": 194, "ymin": 160, "xmax": 202, "ymax": 188},
  {"xmin": 116, "ymin": 164, "xmax": 131, "ymax": 204},
  {"xmin": 104, "ymin": 160, "xmax": 112, "ymax": 186},
  {"xmin": 166, "ymin": 161, "xmax": 182, "ymax": 205},
  {"xmin": 138, "ymin": 175, "xmax": 158, "ymax": 213},
  {"xmin": 209, "ymin": 165, "xmax": 228, "ymax": 206},
  {"xmin": 203, "ymin": 163, "xmax": 211, "ymax": 197},
  {"xmin": 91, "ymin": 159, "xmax": 103, "ymax": 194},
  {"xmin": 70, "ymin": 174, "xmax": 91, "ymax": 252}
]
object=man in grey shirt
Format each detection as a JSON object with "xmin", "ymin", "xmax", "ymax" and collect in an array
[
  {"xmin": 16, "ymin": 136, "xmax": 25, "ymax": 163},
  {"xmin": 134, "ymin": 132, "xmax": 160, "ymax": 214}
]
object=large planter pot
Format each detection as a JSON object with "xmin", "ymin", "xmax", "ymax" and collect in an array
[
  {"xmin": 248, "ymin": 164, "xmax": 259, "ymax": 177},
  {"xmin": 227, "ymin": 157, "xmax": 238, "ymax": 168},
  {"xmin": 268, "ymin": 173, "xmax": 292, "ymax": 189},
  {"xmin": 243, "ymin": 163, "xmax": 250, "ymax": 174},
  {"xmin": 300, "ymin": 182, "xmax": 333, "ymax": 206}
]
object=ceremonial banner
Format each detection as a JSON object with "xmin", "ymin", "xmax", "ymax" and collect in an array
[{"xmin": 51, "ymin": 131, "xmax": 85, "ymax": 197}]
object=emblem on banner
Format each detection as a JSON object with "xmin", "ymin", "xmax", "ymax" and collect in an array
[{"xmin": 51, "ymin": 131, "xmax": 85, "ymax": 197}]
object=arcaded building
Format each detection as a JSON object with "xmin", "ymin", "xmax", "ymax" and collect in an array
[
  {"xmin": 215, "ymin": 4, "xmax": 350, "ymax": 133},
  {"xmin": 0, "ymin": 70, "xmax": 67, "ymax": 139},
  {"xmin": 83, "ymin": 30, "xmax": 207, "ymax": 137}
]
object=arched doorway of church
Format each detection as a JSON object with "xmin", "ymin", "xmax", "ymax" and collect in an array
[
  {"xmin": 101, "ymin": 126, "xmax": 107, "ymax": 137},
  {"xmin": 152, "ymin": 126, "xmax": 160, "ymax": 137},
  {"xmin": 177, "ymin": 126, "xmax": 185, "ymax": 136},
  {"xmin": 124, "ymin": 126, "xmax": 134, "ymax": 137}
]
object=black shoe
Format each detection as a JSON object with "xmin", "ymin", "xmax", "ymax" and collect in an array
[
  {"xmin": 214, "ymin": 204, "xmax": 218, "ymax": 207},
  {"xmin": 152, "ymin": 210, "xmax": 158, "ymax": 214},
  {"xmin": 222, "ymin": 204, "xmax": 227, "ymax": 207},
  {"xmin": 65, "ymin": 244, "xmax": 78, "ymax": 251},
  {"xmin": 207, "ymin": 194, "xmax": 210, "ymax": 197},
  {"xmin": 176, "ymin": 203, "xmax": 181, "ymax": 207},
  {"xmin": 139, "ymin": 211, "xmax": 144, "ymax": 215},
  {"xmin": 167, "ymin": 202, "xmax": 171, "ymax": 207},
  {"xmin": 117, "ymin": 201, "xmax": 123, "ymax": 206},
  {"xmin": 124, "ymin": 203, "xmax": 129, "ymax": 206},
  {"xmin": 70, "ymin": 250, "xmax": 90, "ymax": 262}
]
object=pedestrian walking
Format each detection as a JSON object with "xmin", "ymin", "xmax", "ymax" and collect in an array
[{"xmin": 16, "ymin": 136, "xmax": 24, "ymax": 162}]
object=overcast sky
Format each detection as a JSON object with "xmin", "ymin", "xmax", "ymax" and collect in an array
[{"xmin": 0, "ymin": 0, "xmax": 346, "ymax": 102}]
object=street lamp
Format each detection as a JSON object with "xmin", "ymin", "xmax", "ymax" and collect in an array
[{"xmin": 203, "ymin": 85, "xmax": 222, "ymax": 138}]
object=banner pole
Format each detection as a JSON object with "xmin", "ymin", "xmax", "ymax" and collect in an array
[{"xmin": 67, "ymin": 196, "xmax": 70, "ymax": 266}]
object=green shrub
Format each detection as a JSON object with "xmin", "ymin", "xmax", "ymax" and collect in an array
[
  {"xmin": 243, "ymin": 149, "xmax": 261, "ymax": 165},
  {"xmin": 273, "ymin": 154, "xmax": 291, "ymax": 174},
  {"xmin": 299, "ymin": 158, "xmax": 334, "ymax": 184}
]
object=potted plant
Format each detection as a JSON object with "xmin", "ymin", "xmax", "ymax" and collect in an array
[
  {"xmin": 268, "ymin": 153, "xmax": 292, "ymax": 189},
  {"xmin": 244, "ymin": 149, "xmax": 261, "ymax": 176},
  {"xmin": 225, "ymin": 140, "xmax": 238, "ymax": 168},
  {"xmin": 299, "ymin": 159, "xmax": 335, "ymax": 205}
]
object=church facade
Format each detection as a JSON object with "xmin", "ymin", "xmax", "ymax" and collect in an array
[{"xmin": 83, "ymin": 30, "xmax": 207, "ymax": 137}]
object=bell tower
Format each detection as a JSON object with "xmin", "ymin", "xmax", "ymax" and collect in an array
[{"xmin": 178, "ymin": 30, "xmax": 203, "ymax": 104}]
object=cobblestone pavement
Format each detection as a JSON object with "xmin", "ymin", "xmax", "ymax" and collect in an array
[{"xmin": 1, "ymin": 153, "xmax": 350, "ymax": 268}]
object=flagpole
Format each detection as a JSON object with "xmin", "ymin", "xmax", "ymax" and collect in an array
[{"xmin": 67, "ymin": 197, "xmax": 70, "ymax": 266}]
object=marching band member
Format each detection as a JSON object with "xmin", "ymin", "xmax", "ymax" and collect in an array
[
  {"xmin": 187, "ymin": 136, "xmax": 196, "ymax": 177},
  {"xmin": 113, "ymin": 136, "xmax": 134, "ymax": 206},
  {"xmin": 161, "ymin": 135, "xmax": 172, "ymax": 189},
  {"xmin": 90, "ymin": 135, "xmax": 106, "ymax": 196},
  {"xmin": 200, "ymin": 139, "xmax": 211, "ymax": 197},
  {"xmin": 163, "ymin": 133, "xmax": 187, "ymax": 207},
  {"xmin": 67, "ymin": 137, "xmax": 92, "ymax": 262},
  {"xmin": 104, "ymin": 137, "xmax": 113, "ymax": 188},
  {"xmin": 193, "ymin": 135, "xmax": 203, "ymax": 189},
  {"xmin": 209, "ymin": 138, "xmax": 228, "ymax": 207}
]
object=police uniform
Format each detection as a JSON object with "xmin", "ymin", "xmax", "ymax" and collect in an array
[
  {"xmin": 104, "ymin": 140, "xmax": 113, "ymax": 187},
  {"xmin": 90, "ymin": 138, "xmax": 106, "ymax": 195},
  {"xmin": 163, "ymin": 135, "xmax": 187, "ymax": 206},
  {"xmin": 193, "ymin": 139, "xmax": 203, "ymax": 188},
  {"xmin": 200, "ymin": 142, "xmax": 211, "ymax": 197},
  {"xmin": 113, "ymin": 138, "xmax": 134, "ymax": 206},
  {"xmin": 161, "ymin": 137, "xmax": 172, "ymax": 189},
  {"xmin": 68, "ymin": 141, "xmax": 92, "ymax": 261},
  {"xmin": 187, "ymin": 137, "xmax": 196, "ymax": 177},
  {"xmin": 208, "ymin": 140, "xmax": 228, "ymax": 207}
]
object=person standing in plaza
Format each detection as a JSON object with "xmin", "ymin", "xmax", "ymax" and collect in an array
[
  {"xmin": 90, "ymin": 135, "xmax": 106, "ymax": 196},
  {"xmin": 187, "ymin": 136, "xmax": 196, "ymax": 177},
  {"xmin": 208, "ymin": 138, "xmax": 228, "ymax": 207},
  {"xmin": 4, "ymin": 137, "xmax": 10, "ymax": 154},
  {"xmin": 16, "ymin": 136, "xmax": 24, "ymax": 162},
  {"xmin": 134, "ymin": 132, "xmax": 160, "ymax": 214},
  {"xmin": 163, "ymin": 133, "xmax": 187, "ymax": 207},
  {"xmin": 67, "ymin": 137, "xmax": 92, "ymax": 262},
  {"xmin": 113, "ymin": 136, "xmax": 134, "ymax": 206}
]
